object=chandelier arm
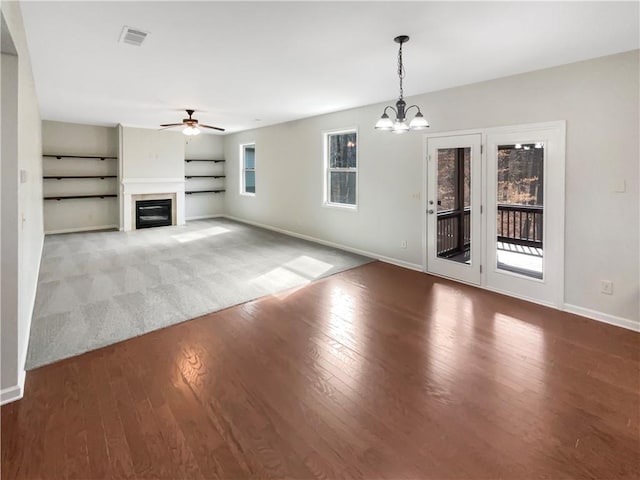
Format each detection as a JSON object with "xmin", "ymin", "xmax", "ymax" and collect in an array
[
  {"xmin": 404, "ymin": 105, "xmax": 422, "ymax": 116},
  {"xmin": 382, "ymin": 105, "xmax": 398, "ymax": 116}
]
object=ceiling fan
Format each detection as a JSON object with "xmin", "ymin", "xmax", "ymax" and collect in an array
[{"xmin": 160, "ymin": 109, "xmax": 225, "ymax": 135}]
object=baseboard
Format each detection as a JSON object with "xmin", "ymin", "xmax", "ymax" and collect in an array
[
  {"xmin": 45, "ymin": 224, "xmax": 119, "ymax": 235},
  {"xmin": 2, "ymin": 234, "xmax": 45, "ymax": 406},
  {"xmin": 483, "ymin": 285, "xmax": 557, "ymax": 309},
  {"xmin": 563, "ymin": 304, "xmax": 640, "ymax": 332},
  {"xmin": 223, "ymin": 215, "xmax": 423, "ymax": 272},
  {"xmin": 186, "ymin": 214, "xmax": 224, "ymax": 221},
  {"xmin": 0, "ymin": 384, "xmax": 23, "ymax": 405}
]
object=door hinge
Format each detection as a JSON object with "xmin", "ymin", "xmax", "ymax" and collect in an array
[
  {"xmin": 480, "ymin": 205, "xmax": 483, "ymax": 214},
  {"xmin": 480, "ymin": 144, "xmax": 484, "ymax": 154},
  {"xmin": 480, "ymin": 265, "xmax": 483, "ymax": 274}
]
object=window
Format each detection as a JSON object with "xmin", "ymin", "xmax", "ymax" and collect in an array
[
  {"xmin": 324, "ymin": 129, "xmax": 357, "ymax": 208},
  {"xmin": 240, "ymin": 143, "xmax": 256, "ymax": 195}
]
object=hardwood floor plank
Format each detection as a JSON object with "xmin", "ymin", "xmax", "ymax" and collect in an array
[
  {"xmin": 74, "ymin": 358, "xmax": 112, "ymax": 480},
  {"xmin": 2, "ymin": 261, "xmax": 638, "ymax": 479},
  {"xmin": 91, "ymin": 352, "xmax": 137, "ymax": 479},
  {"xmin": 40, "ymin": 365, "xmax": 71, "ymax": 480},
  {"xmin": 63, "ymin": 363, "xmax": 91, "ymax": 479},
  {"xmin": 0, "ymin": 367, "xmax": 66, "ymax": 480},
  {"xmin": 175, "ymin": 330, "xmax": 319, "ymax": 479}
]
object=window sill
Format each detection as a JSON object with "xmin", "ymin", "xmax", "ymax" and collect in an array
[
  {"xmin": 323, "ymin": 202, "xmax": 358, "ymax": 212},
  {"xmin": 240, "ymin": 192, "xmax": 256, "ymax": 197}
]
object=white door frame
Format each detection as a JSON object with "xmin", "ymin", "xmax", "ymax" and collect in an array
[
  {"xmin": 422, "ymin": 120, "xmax": 566, "ymax": 308},
  {"xmin": 425, "ymin": 134, "xmax": 483, "ymax": 285}
]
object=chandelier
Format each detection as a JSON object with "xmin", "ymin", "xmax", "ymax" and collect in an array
[{"xmin": 375, "ymin": 35, "xmax": 429, "ymax": 133}]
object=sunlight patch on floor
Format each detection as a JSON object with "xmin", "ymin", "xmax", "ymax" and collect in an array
[
  {"xmin": 251, "ymin": 256, "xmax": 334, "ymax": 300},
  {"xmin": 251, "ymin": 266, "xmax": 309, "ymax": 290},
  {"xmin": 284, "ymin": 255, "xmax": 334, "ymax": 278},
  {"xmin": 172, "ymin": 226, "xmax": 231, "ymax": 243}
]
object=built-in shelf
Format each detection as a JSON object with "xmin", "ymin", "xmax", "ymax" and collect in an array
[
  {"xmin": 43, "ymin": 175, "xmax": 117, "ymax": 180},
  {"xmin": 184, "ymin": 175, "xmax": 225, "ymax": 179},
  {"xmin": 44, "ymin": 194, "xmax": 118, "ymax": 201},
  {"xmin": 185, "ymin": 190, "xmax": 225, "ymax": 194},
  {"xmin": 184, "ymin": 150, "xmax": 226, "ymax": 221},
  {"xmin": 43, "ymin": 155, "xmax": 117, "ymax": 160},
  {"xmin": 184, "ymin": 159, "xmax": 225, "ymax": 163}
]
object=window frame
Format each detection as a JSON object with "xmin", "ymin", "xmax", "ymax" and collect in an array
[
  {"xmin": 239, "ymin": 142, "xmax": 256, "ymax": 196},
  {"xmin": 323, "ymin": 127, "xmax": 358, "ymax": 210}
]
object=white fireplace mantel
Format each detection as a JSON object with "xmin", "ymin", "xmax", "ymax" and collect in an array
[{"xmin": 121, "ymin": 177, "xmax": 185, "ymax": 231}]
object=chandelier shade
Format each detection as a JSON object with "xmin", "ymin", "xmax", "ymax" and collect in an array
[{"xmin": 375, "ymin": 35, "xmax": 429, "ymax": 133}]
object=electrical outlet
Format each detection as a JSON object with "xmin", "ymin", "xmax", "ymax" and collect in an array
[
  {"xmin": 601, "ymin": 280, "xmax": 613, "ymax": 295},
  {"xmin": 401, "ymin": 240, "xmax": 407, "ymax": 249}
]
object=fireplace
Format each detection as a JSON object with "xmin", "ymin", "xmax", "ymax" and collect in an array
[{"xmin": 135, "ymin": 199, "xmax": 172, "ymax": 229}]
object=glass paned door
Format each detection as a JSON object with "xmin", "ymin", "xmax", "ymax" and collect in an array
[
  {"xmin": 485, "ymin": 123, "xmax": 565, "ymax": 308},
  {"xmin": 427, "ymin": 134, "xmax": 482, "ymax": 285}
]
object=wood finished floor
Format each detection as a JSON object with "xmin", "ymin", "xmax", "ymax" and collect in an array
[{"xmin": 2, "ymin": 261, "xmax": 639, "ymax": 479}]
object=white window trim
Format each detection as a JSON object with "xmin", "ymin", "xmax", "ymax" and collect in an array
[
  {"xmin": 239, "ymin": 142, "xmax": 256, "ymax": 197},
  {"xmin": 323, "ymin": 127, "xmax": 358, "ymax": 211}
]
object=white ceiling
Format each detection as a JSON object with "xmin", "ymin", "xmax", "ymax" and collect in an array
[{"xmin": 20, "ymin": 1, "xmax": 639, "ymax": 134}]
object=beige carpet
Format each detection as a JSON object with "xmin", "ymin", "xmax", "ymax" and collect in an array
[{"xmin": 27, "ymin": 218, "xmax": 373, "ymax": 369}]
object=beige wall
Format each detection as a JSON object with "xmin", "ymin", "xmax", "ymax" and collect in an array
[
  {"xmin": 184, "ymin": 133, "xmax": 225, "ymax": 219},
  {"xmin": 224, "ymin": 50, "xmax": 640, "ymax": 328},
  {"xmin": 1, "ymin": 1, "xmax": 44, "ymax": 403},
  {"xmin": 42, "ymin": 120, "xmax": 118, "ymax": 156},
  {"xmin": 42, "ymin": 121, "xmax": 119, "ymax": 233}
]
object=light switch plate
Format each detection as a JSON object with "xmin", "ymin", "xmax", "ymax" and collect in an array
[{"xmin": 612, "ymin": 179, "xmax": 626, "ymax": 193}]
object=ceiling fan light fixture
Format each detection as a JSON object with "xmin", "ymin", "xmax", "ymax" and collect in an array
[
  {"xmin": 183, "ymin": 126, "xmax": 200, "ymax": 136},
  {"xmin": 160, "ymin": 109, "xmax": 225, "ymax": 134}
]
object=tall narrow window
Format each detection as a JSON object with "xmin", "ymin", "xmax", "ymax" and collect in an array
[
  {"xmin": 240, "ymin": 143, "xmax": 256, "ymax": 195},
  {"xmin": 324, "ymin": 129, "xmax": 357, "ymax": 208}
]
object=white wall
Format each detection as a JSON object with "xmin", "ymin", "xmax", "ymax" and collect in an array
[
  {"xmin": 42, "ymin": 121, "xmax": 119, "ymax": 233},
  {"xmin": 2, "ymin": 50, "xmax": 20, "ymax": 401},
  {"xmin": 120, "ymin": 126, "xmax": 184, "ymax": 179},
  {"xmin": 184, "ymin": 134, "xmax": 225, "ymax": 219},
  {"xmin": 224, "ymin": 50, "xmax": 640, "ymax": 329},
  {"xmin": 1, "ymin": 2, "xmax": 44, "ymax": 404}
]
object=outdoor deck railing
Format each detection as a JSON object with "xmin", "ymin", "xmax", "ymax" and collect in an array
[
  {"xmin": 496, "ymin": 204, "xmax": 543, "ymax": 247},
  {"xmin": 436, "ymin": 204, "xmax": 543, "ymax": 257}
]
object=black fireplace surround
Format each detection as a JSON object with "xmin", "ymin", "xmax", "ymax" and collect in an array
[{"xmin": 135, "ymin": 199, "xmax": 172, "ymax": 229}]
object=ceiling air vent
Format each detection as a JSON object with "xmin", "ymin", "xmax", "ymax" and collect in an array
[{"xmin": 119, "ymin": 26, "xmax": 148, "ymax": 46}]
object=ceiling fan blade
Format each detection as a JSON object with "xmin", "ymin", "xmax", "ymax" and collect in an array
[
  {"xmin": 159, "ymin": 123, "xmax": 184, "ymax": 127},
  {"xmin": 199, "ymin": 124, "xmax": 226, "ymax": 132}
]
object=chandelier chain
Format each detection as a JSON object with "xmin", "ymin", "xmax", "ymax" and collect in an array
[{"xmin": 397, "ymin": 41, "xmax": 405, "ymax": 100}]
